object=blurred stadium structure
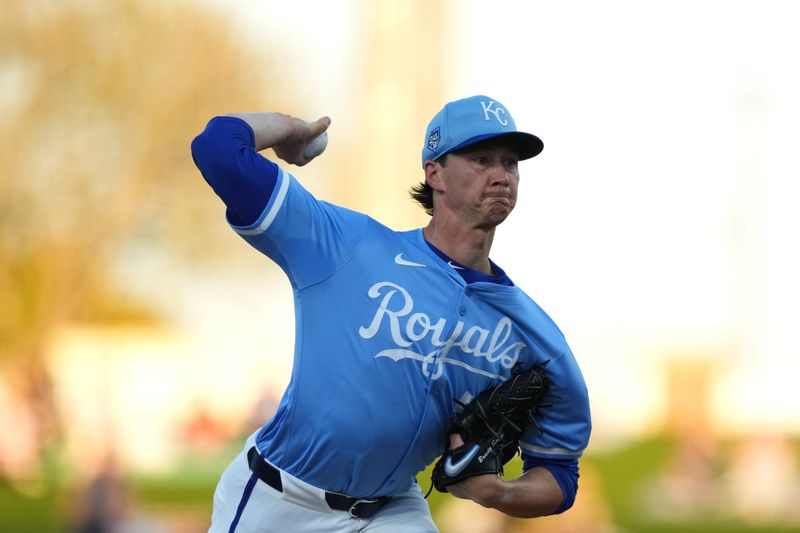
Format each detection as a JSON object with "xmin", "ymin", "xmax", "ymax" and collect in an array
[{"xmin": 1, "ymin": 1, "xmax": 799, "ymax": 531}]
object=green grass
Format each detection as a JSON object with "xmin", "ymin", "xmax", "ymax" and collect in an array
[
  {"xmin": 586, "ymin": 435, "xmax": 675, "ymax": 519},
  {"xmin": 0, "ymin": 479, "xmax": 61, "ymax": 532},
  {"xmin": 583, "ymin": 436, "xmax": 800, "ymax": 533},
  {"xmin": 1, "ymin": 437, "xmax": 799, "ymax": 532}
]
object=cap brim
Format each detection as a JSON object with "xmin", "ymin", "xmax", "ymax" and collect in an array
[{"xmin": 445, "ymin": 131, "xmax": 544, "ymax": 161}]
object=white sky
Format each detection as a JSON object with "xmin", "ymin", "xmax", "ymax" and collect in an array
[
  {"xmin": 452, "ymin": 0, "xmax": 800, "ymax": 436},
  {"xmin": 183, "ymin": 0, "xmax": 800, "ymax": 438}
]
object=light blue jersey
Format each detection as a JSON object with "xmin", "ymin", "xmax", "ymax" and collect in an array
[{"xmin": 231, "ymin": 167, "xmax": 592, "ymax": 499}]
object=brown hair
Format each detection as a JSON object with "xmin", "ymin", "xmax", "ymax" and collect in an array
[{"xmin": 409, "ymin": 154, "xmax": 449, "ymax": 216}]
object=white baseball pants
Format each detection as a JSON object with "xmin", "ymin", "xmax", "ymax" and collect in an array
[{"xmin": 208, "ymin": 432, "xmax": 439, "ymax": 532}]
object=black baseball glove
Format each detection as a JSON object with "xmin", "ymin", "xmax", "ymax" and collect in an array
[{"xmin": 431, "ymin": 363, "xmax": 550, "ymax": 493}]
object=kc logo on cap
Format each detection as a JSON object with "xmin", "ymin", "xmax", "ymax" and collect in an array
[{"xmin": 480, "ymin": 100, "xmax": 508, "ymax": 126}]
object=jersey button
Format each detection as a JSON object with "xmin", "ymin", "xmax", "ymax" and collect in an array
[{"xmin": 459, "ymin": 306, "xmax": 467, "ymax": 316}]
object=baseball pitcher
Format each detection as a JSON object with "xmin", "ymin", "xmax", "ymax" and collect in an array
[{"xmin": 190, "ymin": 95, "xmax": 592, "ymax": 532}]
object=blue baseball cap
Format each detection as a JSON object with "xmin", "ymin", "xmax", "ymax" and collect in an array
[{"xmin": 421, "ymin": 95, "xmax": 543, "ymax": 168}]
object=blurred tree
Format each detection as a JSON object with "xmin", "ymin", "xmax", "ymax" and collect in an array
[{"xmin": 0, "ymin": 0, "xmax": 274, "ymax": 465}]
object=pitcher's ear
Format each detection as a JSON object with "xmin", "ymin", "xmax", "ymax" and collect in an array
[{"xmin": 425, "ymin": 160, "xmax": 444, "ymax": 192}]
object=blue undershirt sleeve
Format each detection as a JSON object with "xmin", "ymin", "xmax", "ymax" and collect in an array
[
  {"xmin": 522, "ymin": 455, "xmax": 579, "ymax": 514},
  {"xmin": 190, "ymin": 116, "xmax": 279, "ymax": 226}
]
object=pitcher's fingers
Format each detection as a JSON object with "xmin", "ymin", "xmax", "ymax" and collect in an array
[
  {"xmin": 309, "ymin": 116, "xmax": 331, "ymax": 136},
  {"xmin": 449, "ymin": 433, "xmax": 465, "ymax": 449}
]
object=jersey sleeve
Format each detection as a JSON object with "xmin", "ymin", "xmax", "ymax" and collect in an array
[
  {"xmin": 520, "ymin": 344, "xmax": 591, "ymax": 461},
  {"xmin": 229, "ymin": 167, "xmax": 369, "ymax": 289},
  {"xmin": 191, "ymin": 116, "xmax": 368, "ymax": 289},
  {"xmin": 522, "ymin": 455, "xmax": 579, "ymax": 514},
  {"xmin": 191, "ymin": 116, "xmax": 279, "ymax": 226}
]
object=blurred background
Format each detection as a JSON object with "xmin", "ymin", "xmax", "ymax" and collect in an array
[{"xmin": 1, "ymin": 0, "xmax": 799, "ymax": 531}]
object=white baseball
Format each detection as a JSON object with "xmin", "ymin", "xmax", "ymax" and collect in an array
[{"xmin": 303, "ymin": 122, "xmax": 328, "ymax": 159}]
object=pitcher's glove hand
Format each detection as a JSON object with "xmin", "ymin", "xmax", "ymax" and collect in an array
[{"xmin": 431, "ymin": 364, "xmax": 550, "ymax": 493}]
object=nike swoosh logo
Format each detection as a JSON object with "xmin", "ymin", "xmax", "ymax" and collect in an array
[
  {"xmin": 394, "ymin": 253, "xmax": 426, "ymax": 268},
  {"xmin": 448, "ymin": 261, "xmax": 464, "ymax": 270},
  {"xmin": 443, "ymin": 444, "xmax": 480, "ymax": 477}
]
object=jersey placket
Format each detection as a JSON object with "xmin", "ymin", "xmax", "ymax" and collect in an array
[{"xmin": 373, "ymin": 284, "xmax": 474, "ymax": 493}]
